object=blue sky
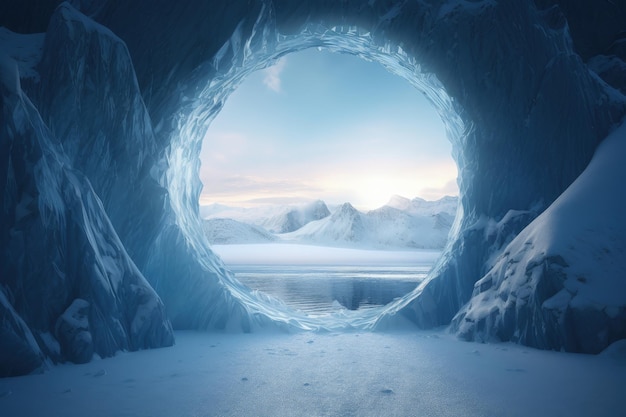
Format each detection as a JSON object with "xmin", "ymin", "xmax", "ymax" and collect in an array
[{"xmin": 199, "ymin": 48, "xmax": 458, "ymax": 210}]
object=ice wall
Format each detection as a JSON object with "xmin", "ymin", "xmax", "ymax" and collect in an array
[
  {"xmin": 0, "ymin": 5, "xmax": 177, "ymax": 376},
  {"xmin": 1, "ymin": 0, "xmax": 625, "ymax": 376}
]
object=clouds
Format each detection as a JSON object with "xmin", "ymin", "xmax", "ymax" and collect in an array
[
  {"xmin": 261, "ymin": 58, "xmax": 286, "ymax": 93},
  {"xmin": 418, "ymin": 179, "xmax": 460, "ymax": 201},
  {"xmin": 204, "ymin": 175, "xmax": 320, "ymax": 195},
  {"xmin": 199, "ymin": 174, "xmax": 324, "ymax": 206}
]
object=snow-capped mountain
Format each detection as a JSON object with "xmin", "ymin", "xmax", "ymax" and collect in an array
[
  {"xmin": 282, "ymin": 197, "xmax": 457, "ymax": 249},
  {"xmin": 283, "ymin": 202, "xmax": 367, "ymax": 243},
  {"xmin": 386, "ymin": 195, "xmax": 458, "ymax": 217},
  {"xmin": 201, "ymin": 200, "xmax": 331, "ymax": 233},
  {"xmin": 260, "ymin": 200, "xmax": 331, "ymax": 233},
  {"xmin": 202, "ymin": 196, "xmax": 458, "ymax": 249},
  {"xmin": 202, "ymin": 218, "xmax": 276, "ymax": 244}
]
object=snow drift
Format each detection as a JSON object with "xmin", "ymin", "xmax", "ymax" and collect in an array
[{"xmin": 1, "ymin": 0, "xmax": 625, "ymax": 376}]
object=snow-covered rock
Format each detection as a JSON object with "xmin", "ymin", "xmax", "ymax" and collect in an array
[
  {"xmin": 451, "ymin": 121, "xmax": 626, "ymax": 353},
  {"xmin": 55, "ymin": 299, "xmax": 93, "ymax": 364}
]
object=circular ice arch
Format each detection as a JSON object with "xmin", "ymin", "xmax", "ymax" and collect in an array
[{"xmin": 164, "ymin": 6, "xmax": 469, "ymax": 330}]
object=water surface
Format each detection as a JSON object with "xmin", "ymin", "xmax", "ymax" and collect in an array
[{"xmin": 232, "ymin": 264, "xmax": 430, "ymax": 316}]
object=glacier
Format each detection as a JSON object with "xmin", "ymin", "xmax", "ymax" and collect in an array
[{"xmin": 1, "ymin": 0, "xmax": 625, "ymax": 376}]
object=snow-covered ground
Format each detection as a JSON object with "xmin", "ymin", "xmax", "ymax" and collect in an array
[
  {"xmin": 212, "ymin": 243, "xmax": 441, "ymax": 266},
  {"xmin": 1, "ymin": 330, "xmax": 624, "ymax": 417}
]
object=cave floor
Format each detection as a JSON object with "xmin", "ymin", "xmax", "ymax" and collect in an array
[{"xmin": 1, "ymin": 330, "xmax": 624, "ymax": 417}]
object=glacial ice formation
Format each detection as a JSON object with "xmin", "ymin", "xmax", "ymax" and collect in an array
[
  {"xmin": 1, "ymin": 0, "xmax": 625, "ymax": 375},
  {"xmin": 0, "ymin": 30, "xmax": 174, "ymax": 376}
]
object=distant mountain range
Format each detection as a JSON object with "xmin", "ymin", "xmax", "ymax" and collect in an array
[
  {"xmin": 201, "ymin": 196, "xmax": 458, "ymax": 249},
  {"xmin": 202, "ymin": 218, "xmax": 277, "ymax": 244}
]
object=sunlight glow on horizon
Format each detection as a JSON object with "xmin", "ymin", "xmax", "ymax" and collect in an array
[{"xmin": 199, "ymin": 48, "xmax": 459, "ymax": 210}]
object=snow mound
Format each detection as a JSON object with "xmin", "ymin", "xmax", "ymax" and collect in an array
[{"xmin": 600, "ymin": 339, "xmax": 626, "ymax": 363}]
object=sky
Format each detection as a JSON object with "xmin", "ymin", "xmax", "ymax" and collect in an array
[{"xmin": 199, "ymin": 48, "xmax": 458, "ymax": 210}]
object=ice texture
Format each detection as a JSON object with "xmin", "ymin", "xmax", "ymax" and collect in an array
[
  {"xmin": 1, "ymin": 0, "xmax": 626, "ymax": 375},
  {"xmin": 0, "ymin": 4, "xmax": 174, "ymax": 377}
]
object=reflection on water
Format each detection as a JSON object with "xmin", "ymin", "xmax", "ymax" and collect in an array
[{"xmin": 232, "ymin": 265, "xmax": 430, "ymax": 316}]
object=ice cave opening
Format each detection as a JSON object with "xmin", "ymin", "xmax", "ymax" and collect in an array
[
  {"xmin": 197, "ymin": 47, "xmax": 460, "ymax": 317},
  {"xmin": 3, "ymin": 1, "xmax": 624, "ymax": 378},
  {"xmin": 168, "ymin": 25, "xmax": 467, "ymax": 329}
]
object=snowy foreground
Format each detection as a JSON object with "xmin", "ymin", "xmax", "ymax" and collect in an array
[{"xmin": 1, "ymin": 331, "xmax": 624, "ymax": 417}]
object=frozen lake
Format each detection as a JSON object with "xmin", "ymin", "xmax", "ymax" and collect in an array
[{"xmin": 212, "ymin": 244, "xmax": 440, "ymax": 315}]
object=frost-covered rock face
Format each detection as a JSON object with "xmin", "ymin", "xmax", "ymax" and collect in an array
[
  {"xmin": 35, "ymin": 5, "xmax": 165, "ymax": 270},
  {"xmin": 1, "ymin": 0, "xmax": 626, "ymax": 375},
  {"xmin": 0, "ymin": 4, "xmax": 175, "ymax": 377}
]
